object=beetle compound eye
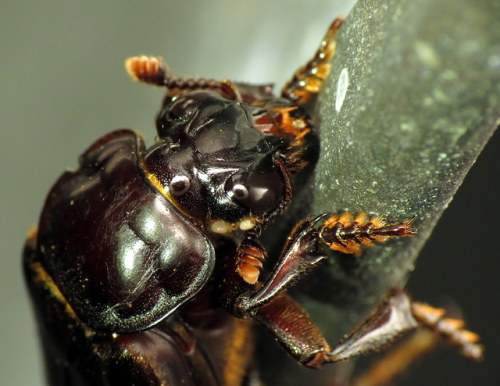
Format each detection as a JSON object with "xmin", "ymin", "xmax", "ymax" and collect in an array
[{"xmin": 170, "ymin": 174, "xmax": 190, "ymax": 197}]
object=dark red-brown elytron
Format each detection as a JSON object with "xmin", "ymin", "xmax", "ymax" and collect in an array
[{"xmin": 24, "ymin": 18, "xmax": 482, "ymax": 385}]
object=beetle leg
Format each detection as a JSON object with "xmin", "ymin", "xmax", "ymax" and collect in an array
[
  {"xmin": 232, "ymin": 212, "xmax": 481, "ymax": 365},
  {"xmin": 253, "ymin": 292, "xmax": 332, "ymax": 366},
  {"xmin": 319, "ymin": 212, "xmax": 415, "ymax": 255},
  {"xmin": 281, "ymin": 17, "xmax": 344, "ymax": 106},
  {"xmin": 234, "ymin": 214, "xmax": 328, "ymax": 314},
  {"xmin": 410, "ymin": 302, "xmax": 483, "ymax": 360},
  {"xmin": 253, "ymin": 289, "xmax": 419, "ymax": 367},
  {"xmin": 350, "ymin": 329, "xmax": 439, "ymax": 386},
  {"xmin": 235, "ymin": 237, "xmax": 268, "ymax": 285},
  {"xmin": 252, "ymin": 288, "xmax": 483, "ymax": 369},
  {"xmin": 235, "ymin": 213, "xmax": 414, "ymax": 313},
  {"xmin": 318, "ymin": 290, "xmax": 482, "ymax": 364}
]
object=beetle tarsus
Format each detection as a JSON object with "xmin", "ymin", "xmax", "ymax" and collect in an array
[
  {"xmin": 319, "ymin": 212, "xmax": 416, "ymax": 255},
  {"xmin": 411, "ymin": 302, "xmax": 484, "ymax": 361}
]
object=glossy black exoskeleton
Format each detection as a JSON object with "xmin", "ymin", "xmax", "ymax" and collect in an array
[{"xmin": 24, "ymin": 18, "xmax": 482, "ymax": 386}]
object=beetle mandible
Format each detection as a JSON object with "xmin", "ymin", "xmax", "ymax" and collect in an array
[{"xmin": 24, "ymin": 18, "xmax": 482, "ymax": 385}]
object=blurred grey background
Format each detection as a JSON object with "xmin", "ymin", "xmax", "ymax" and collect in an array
[{"xmin": 1, "ymin": 1, "xmax": 498, "ymax": 385}]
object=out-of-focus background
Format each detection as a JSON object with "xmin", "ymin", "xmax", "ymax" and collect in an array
[{"xmin": 1, "ymin": 1, "xmax": 498, "ymax": 385}]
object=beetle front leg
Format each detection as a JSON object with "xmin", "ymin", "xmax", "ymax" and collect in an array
[
  {"xmin": 235, "ymin": 212, "xmax": 415, "ymax": 315},
  {"xmin": 231, "ymin": 213, "xmax": 416, "ymax": 367},
  {"xmin": 232, "ymin": 211, "xmax": 482, "ymax": 367},
  {"xmin": 235, "ymin": 214, "xmax": 329, "ymax": 314}
]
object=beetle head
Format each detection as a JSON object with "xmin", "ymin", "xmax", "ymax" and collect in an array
[{"xmin": 144, "ymin": 90, "xmax": 290, "ymax": 234}]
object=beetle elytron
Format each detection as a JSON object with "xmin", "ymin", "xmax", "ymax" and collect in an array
[{"xmin": 24, "ymin": 18, "xmax": 482, "ymax": 385}]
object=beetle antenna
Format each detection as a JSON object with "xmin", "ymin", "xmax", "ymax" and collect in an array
[
  {"xmin": 125, "ymin": 56, "xmax": 242, "ymax": 101},
  {"xmin": 125, "ymin": 55, "xmax": 171, "ymax": 86}
]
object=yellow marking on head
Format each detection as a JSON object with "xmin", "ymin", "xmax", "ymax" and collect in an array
[
  {"xmin": 144, "ymin": 170, "xmax": 173, "ymax": 201},
  {"xmin": 140, "ymin": 159, "xmax": 197, "ymax": 223}
]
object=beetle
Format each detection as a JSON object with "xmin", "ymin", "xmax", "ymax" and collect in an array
[{"xmin": 24, "ymin": 18, "xmax": 482, "ymax": 385}]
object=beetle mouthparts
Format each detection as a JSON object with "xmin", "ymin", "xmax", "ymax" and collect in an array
[{"xmin": 210, "ymin": 217, "xmax": 257, "ymax": 234}]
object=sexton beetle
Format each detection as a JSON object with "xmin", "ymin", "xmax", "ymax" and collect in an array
[{"xmin": 24, "ymin": 18, "xmax": 482, "ymax": 385}]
